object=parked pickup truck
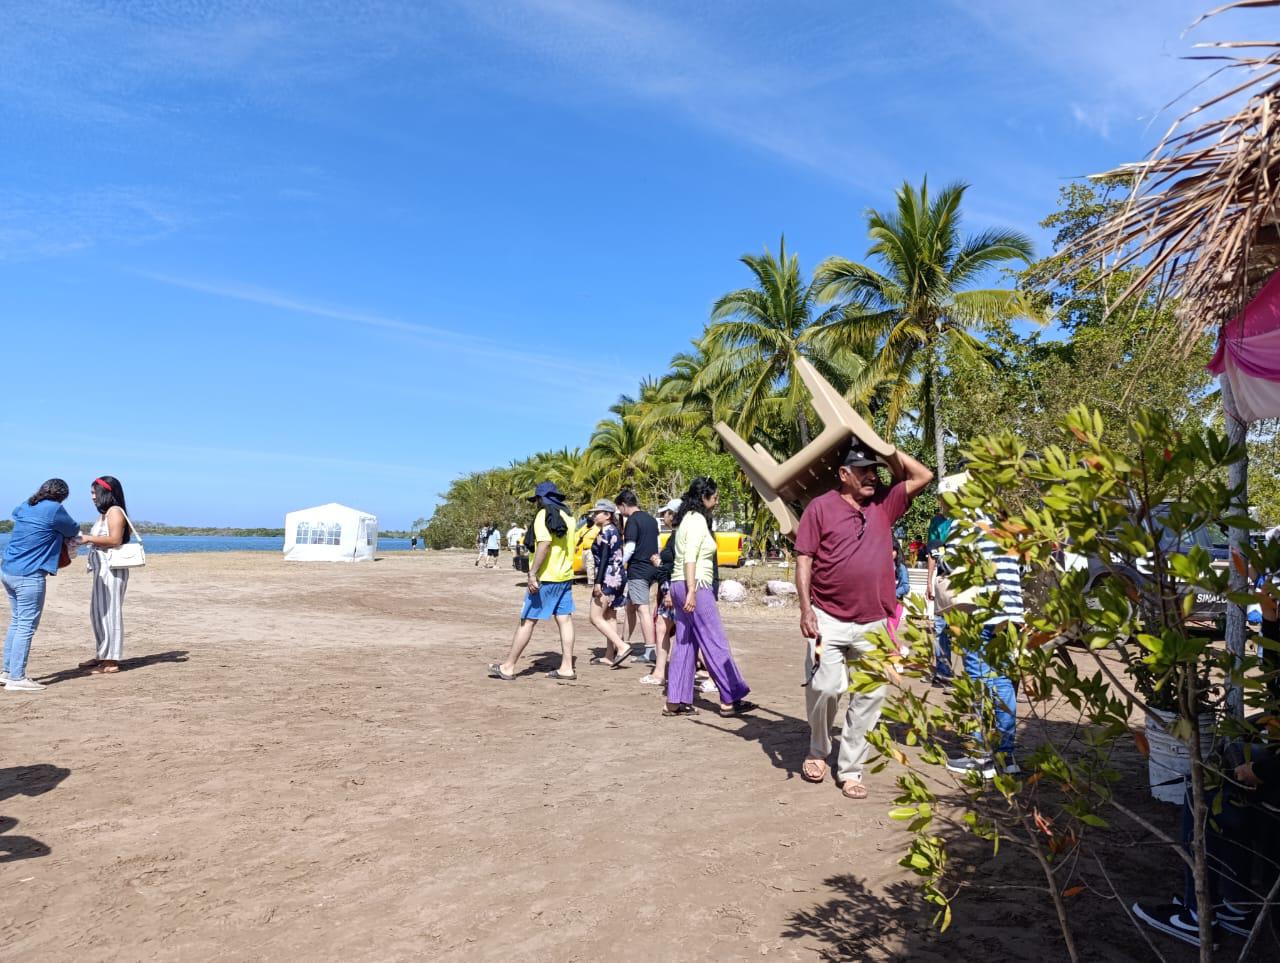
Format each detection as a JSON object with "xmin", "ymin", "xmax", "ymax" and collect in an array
[
  {"xmin": 1059, "ymin": 509, "xmax": 1228, "ymax": 627},
  {"xmin": 570, "ymin": 513, "xmax": 745, "ymax": 577}
]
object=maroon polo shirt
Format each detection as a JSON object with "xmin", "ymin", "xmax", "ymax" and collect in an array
[{"xmin": 793, "ymin": 483, "xmax": 910, "ymax": 624}]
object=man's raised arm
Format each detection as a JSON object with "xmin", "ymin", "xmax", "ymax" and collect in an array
[{"xmin": 886, "ymin": 449, "xmax": 934, "ymax": 500}]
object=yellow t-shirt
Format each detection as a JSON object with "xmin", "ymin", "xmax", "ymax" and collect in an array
[
  {"xmin": 672, "ymin": 512, "xmax": 715, "ymax": 587},
  {"xmin": 533, "ymin": 507, "xmax": 576, "ymax": 583}
]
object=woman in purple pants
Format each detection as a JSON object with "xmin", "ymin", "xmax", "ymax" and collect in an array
[{"xmin": 663, "ymin": 477, "xmax": 755, "ymax": 718}]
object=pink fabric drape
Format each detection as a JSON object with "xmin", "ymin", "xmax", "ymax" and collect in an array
[{"xmin": 1208, "ymin": 269, "xmax": 1280, "ymax": 422}]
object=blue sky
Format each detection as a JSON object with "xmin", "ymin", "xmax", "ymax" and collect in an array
[{"xmin": 0, "ymin": 0, "xmax": 1255, "ymax": 527}]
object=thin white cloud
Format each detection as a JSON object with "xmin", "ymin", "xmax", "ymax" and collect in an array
[
  {"xmin": 947, "ymin": 0, "xmax": 1250, "ymax": 133},
  {"xmin": 133, "ymin": 269, "xmax": 634, "ymax": 386},
  {"xmin": 0, "ymin": 188, "xmax": 183, "ymax": 261},
  {"xmin": 450, "ymin": 0, "xmax": 905, "ymax": 190}
]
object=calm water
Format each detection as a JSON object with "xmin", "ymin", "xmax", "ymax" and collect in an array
[{"xmin": 0, "ymin": 534, "xmax": 415, "ymax": 554}]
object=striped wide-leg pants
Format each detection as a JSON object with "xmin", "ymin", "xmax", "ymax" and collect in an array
[{"xmin": 90, "ymin": 563, "xmax": 129, "ymax": 661}]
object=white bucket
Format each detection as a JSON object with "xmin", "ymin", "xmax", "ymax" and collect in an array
[{"xmin": 1145, "ymin": 708, "xmax": 1215, "ymax": 805}]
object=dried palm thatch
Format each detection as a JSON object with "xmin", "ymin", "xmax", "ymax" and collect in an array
[{"xmin": 1073, "ymin": 1, "xmax": 1280, "ymax": 341}]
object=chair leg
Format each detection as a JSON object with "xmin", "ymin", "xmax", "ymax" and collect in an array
[
  {"xmin": 716, "ymin": 422, "xmax": 800, "ymax": 536},
  {"xmin": 795, "ymin": 357, "xmax": 895, "ymax": 456},
  {"xmin": 717, "ymin": 420, "xmax": 780, "ymax": 489}
]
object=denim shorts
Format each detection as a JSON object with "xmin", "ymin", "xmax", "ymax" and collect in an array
[{"xmin": 520, "ymin": 580, "xmax": 575, "ymax": 620}]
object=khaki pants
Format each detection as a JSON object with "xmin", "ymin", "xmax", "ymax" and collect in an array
[{"xmin": 805, "ymin": 606, "xmax": 887, "ymax": 784}]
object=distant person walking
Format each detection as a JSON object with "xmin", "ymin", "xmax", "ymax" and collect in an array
[
  {"xmin": 663, "ymin": 477, "xmax": 754, "ymax": 718},
  {"xmin": 886, "ymin": 541, "xmax": 911, "ymax": 656},
  {"xmin": 489, "ymin": 482, "xmax": 577, "ymax": 682},
  {"xmin": 643, "ymin": 498, "xmax": 682, "ymax": 687},
  {"xmin": 585, "ymin": 499, "xmax": 630, "ymax": 667},
  {"xmin": 2, "ymin": 478, "xmax": 80, "ymax": 692},
  {"xmin": 506, "ymin": 522, "xmax": 523, "ymax": 551},
  {"xmin": 945, "ymin": 484, "xmax": 1026, "ymax": 779},
  {"xmin": 925, "ymin": 496, "xmax": 954, "ymax": 686},
  {"xmin": 484, "ymin": 523, "xmax": 500, "ymax": 568},
  {"xmin": 506, "ymin": 522, "xmax": 525, "ymax": 571},
  {"xmin": 616, "ymin": 489, "xmax": 659, "ymax": 668},
  {"xmin": 78, "ymin": 476, "xmax": 135, "ymax": 674},
  {"xmin": 475, "ymin": 525, "xmax": 488, "ymax": 566},
  {"xmin": 794, "ymin": 443, "xmax": 933, "ymax": 800},
  {"xmin": 410, "ymin": 535, "xmax": 418, "ymax": 551}
]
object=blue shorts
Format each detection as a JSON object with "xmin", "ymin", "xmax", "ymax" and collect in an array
[{"xmin": 520, "ymin": 580, "xmax": 575, "ymax": 620}]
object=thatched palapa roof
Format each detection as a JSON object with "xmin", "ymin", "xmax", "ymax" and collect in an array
[{"xmin": 1076, "ymin": 1, "xmax": 1280, "ymax": 341}]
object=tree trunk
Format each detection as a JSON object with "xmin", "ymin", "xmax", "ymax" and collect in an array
[
  {"xmin": 797, "ymin": 406, "xmax": 812, "ymax": 448},
  {"xmin": 1184, "ymin": 670, "xmax": 1214, "ymax": 962},
  {"xmin": 1222, "ymin": 375, "xmax": 1249, "ymax": 718},
  {"xmin": 931, "ymin": 338, "xmax": 947, "ymax": 478}
]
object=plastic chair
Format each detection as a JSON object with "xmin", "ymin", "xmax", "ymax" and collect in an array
[{"xmin": 715, "ymin": 357, "xmax": 895, "ymax": 537}]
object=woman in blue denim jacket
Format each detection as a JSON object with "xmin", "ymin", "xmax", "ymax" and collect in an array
[{"xmin": 2, "ymin": 478, "xmax": 80, "ymax": 691}]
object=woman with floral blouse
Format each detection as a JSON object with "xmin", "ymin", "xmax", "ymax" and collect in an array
[{"xmin": 586, "ymin": 499, "xmax": 631, "ymax": 667}]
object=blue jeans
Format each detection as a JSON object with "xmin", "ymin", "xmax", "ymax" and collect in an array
[
  {"xmin": 962, "ymin": 624, "xmax": 1017, "ymax": 755},
  {"xmin": 2, "ymin": 569, "xmax": 48, "ymax": 680},
  {"xmin": 934, "ymin": 614, "xmax": 953, "ymax": 679}
]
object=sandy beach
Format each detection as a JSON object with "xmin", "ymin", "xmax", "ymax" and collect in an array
[{"xmin": 2, "ymin": 551, "xmax": 1199, "ymax": 961}]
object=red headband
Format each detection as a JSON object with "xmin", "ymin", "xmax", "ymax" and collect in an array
[{"xmin": 93, "ymin": 478, "xmax": 112, "ymax": 491}]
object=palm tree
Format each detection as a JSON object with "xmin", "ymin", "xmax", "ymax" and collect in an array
[
  {"xmin": 509, "ymin": 448, "xmax": 589, "ymax": 506},
  {"xmin": 583, "ymin": 396, "xmax": 656, "ymax": 498},
  {"xmin": 814, "ymin": 178, "xmax": 1041, "ymax": 476},
  {"xmin": 701, "ymin": 237, "xmax": 873, "ymax": 450},
  {"xmin": 637, "ymin": 344, "xmax": 728, "ymax": 442}
]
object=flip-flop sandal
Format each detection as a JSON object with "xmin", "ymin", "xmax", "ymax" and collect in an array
[
  {"xmin": 487, "ymin": 664, "xmax": 516, "ymax": 681},
  {"xmin": 588, "ymin": 657, "xmax": 609, "ymax": 665},
  {"xmin": 661, "ymin": 704, "xmax": 699, "ymax": 717},
  {"xmin": 608, "ymin": 645, "xmax": 634, "ymax": 669},
  {"xmin": 92, "ymin": 665, "xmax": 120, "ymax": 674},
  {"xmin": 546, "ymin": 670, "xmax": 576, "ymax": 681},
  {"xmin": 720, "ymin": 699, "xmax": 757, "ymax": 717},
  {"xmin": 840, "ymin": 781, "xmax": 869, "ymax": 800},
  {"xmin": 78, "ymin": 659, "xmax": 101, "ymax": 669},
  {"xmin": 801, "ymin": 760, "xmax": 829, "ymax": 783}
]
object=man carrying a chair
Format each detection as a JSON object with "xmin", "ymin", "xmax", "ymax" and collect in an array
[{"xmin": 794, "ymin": 442, "xmax": 933, "ymax": 800}]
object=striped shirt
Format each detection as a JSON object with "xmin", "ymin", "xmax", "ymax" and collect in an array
[{"xmin": 976, "ymin": 522, "xmax": 1024, "ymax": 625}]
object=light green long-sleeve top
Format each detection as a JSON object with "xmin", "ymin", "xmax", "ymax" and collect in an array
[{"xmin": 672, "ymin": 511, "xmax": 715, "ymax": 588}]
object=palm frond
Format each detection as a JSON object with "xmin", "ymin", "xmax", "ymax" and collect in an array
[{"xmin": 1071, "ymin": 3, "xmax": 1280, "ymax": 338}]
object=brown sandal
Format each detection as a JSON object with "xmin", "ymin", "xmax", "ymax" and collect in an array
[
  {"xmin": 662, "ymin": 704, "xmax": 698, "ymax": 717},
  {"xmin": 840, "ymin": 780, "xmax": 868, "ymax": 800},
  {"xmin": 78, "ymin": 659, "xmax": 101, "ymax": 669},
  {"xmin": 801, "ymin": 759, "xmax": 828, "ymax": 783}
]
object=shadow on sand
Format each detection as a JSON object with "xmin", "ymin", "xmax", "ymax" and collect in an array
[
  {"xmin": 0, "ymin": 764, "xmax": 70, "ymax": 864},
  {"xmin": 36, "ymin": 649, "xmax": 190, "ymax": 686}
]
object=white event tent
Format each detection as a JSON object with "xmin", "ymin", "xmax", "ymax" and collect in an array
[{"xmin": 282, "ymin": 503, "xmax": 378, "ymax": 562}]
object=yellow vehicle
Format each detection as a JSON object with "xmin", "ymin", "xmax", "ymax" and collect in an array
[{"xmin": 570, "ymin": 513, "xmax": 744, "ymax": 576}]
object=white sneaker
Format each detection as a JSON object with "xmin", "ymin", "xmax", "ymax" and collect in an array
[
  {"xmin": 0, "ymin": 671, "xmax": 9, "ymax": 684},
  {"xmin": 945, "ymin": 755, "xmax": 995, "ymax": 778},
  {"xmin": 5, "ymin": 677, "xmax": 45, "ymax": 692},
  {"xmin": 699, "ymin": 678, "xmax": 718, "ymax": 693}
]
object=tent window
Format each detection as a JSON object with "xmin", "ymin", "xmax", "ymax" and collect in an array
[
  {"xmin": 296, "ymin": 522, "xmax": 342, "ymax": 545},
  {"xmin": 365, "ymin": 523, "xmax": 374, "ymax": 546}
]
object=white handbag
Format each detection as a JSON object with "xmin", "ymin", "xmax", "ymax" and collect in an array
[{"xmin": 105, "ymin": 511, "xmax": 147, "ymax": 570}]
